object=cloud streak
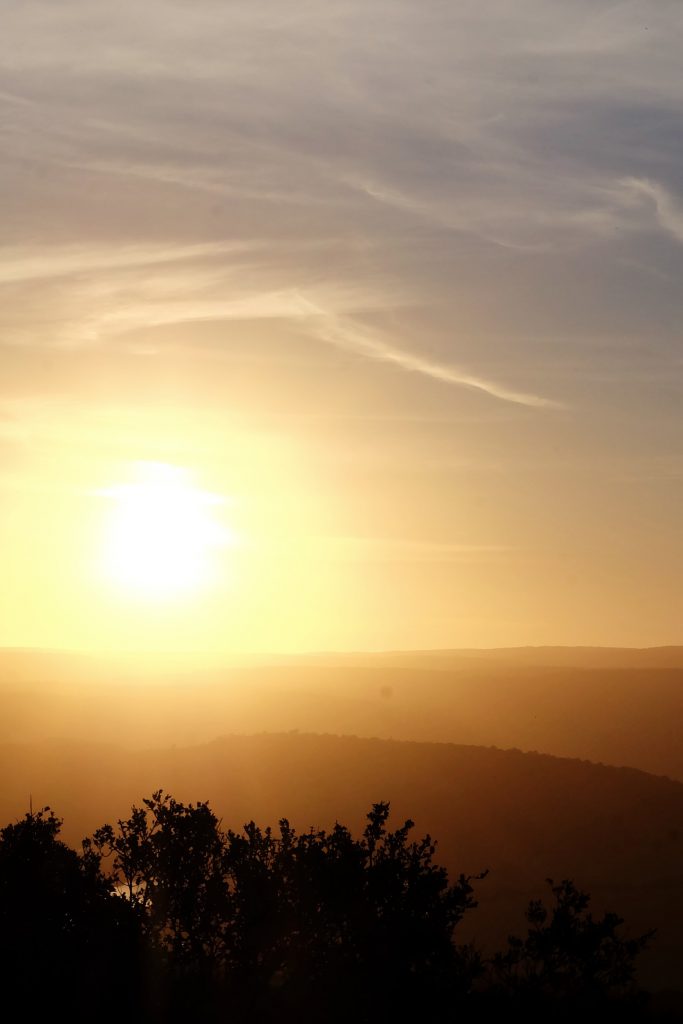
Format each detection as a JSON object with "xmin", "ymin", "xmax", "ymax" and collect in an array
[
  {"xmin": 1, "ymin": 0, "xmax": 682, "ymax": 411},
  {"xmin": 0, "ymin": 242, "xmax": 254, "ymax": 286},
  {"xmin": 300, "ymin": 301, "xmax": 560, "ymax": 409},
  {"xmin": 621, "ymin": 178, "xmax": 683, "ymax": 245}
]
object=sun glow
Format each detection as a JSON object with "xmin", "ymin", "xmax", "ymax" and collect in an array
[{"xmin": 101, "ymin": 462, "xmax": 233, "ymax": 600}]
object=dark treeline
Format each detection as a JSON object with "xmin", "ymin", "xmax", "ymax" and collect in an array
[{"xmin": 0, "ymin": 792, "xmax": 671, "ymax": 1023}]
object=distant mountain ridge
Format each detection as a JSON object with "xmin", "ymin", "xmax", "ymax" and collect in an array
[
  {"xmin": 2, "ymin": 644, "xmax": 683, "ymax": 673},
  {"xmin": 1, "ymin": 646, "xmax": 682, "ymax": 779}
]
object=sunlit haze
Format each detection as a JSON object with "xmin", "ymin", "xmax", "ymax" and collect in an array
[{"xmin": 1, "ymin": 2, "xmax": 682, "ymax": 654}]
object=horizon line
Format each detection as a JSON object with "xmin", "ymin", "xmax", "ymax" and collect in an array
[{"xmin": 1, "ymin": 642, "xmax": 681, "ymax": 658}]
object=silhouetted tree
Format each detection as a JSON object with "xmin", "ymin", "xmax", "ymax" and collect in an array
[
  {"xmin": 223, "ymin": 801, "xmax": 484, "ymax": 1020},
  {"xmin": 0, "ymin": 806, "xmax": 140, "ymax": 1018},
  {"xmin": 0, "ymin": 795, "xmax": 659, "ymax": 1022},
  {"xmin": 91, "ymin": 794, "xmax": 483, "ymax": 1021},
  {"xmin": 91, "ymin": 790, "xmax": 231, "ymax": 972},
  {"xmin": 489, "ymin": 877, "xmax": 654, "ymax": 1020}
]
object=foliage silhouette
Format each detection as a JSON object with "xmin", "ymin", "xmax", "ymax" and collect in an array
[
  {"xmin": 91, "ymin": 790, "xmax": 231, "ymax": 973},
  {"xmin": 488, "ymin": 877, "xmax": 654, "ymax": 1020},
  {"xmin": 91, "ymin": 793, "xmax": 483, "ymax": 1020},
  {"xmin": 0, "ymin": 792, "xmax": 660, "ymax": 1022},
  {"xmin": 221, "ymin": 800, "xmax": 484, "ymax": 1019},
  {"xmin": 0, "ymin": 805, "xmax": 140, "ymax": 1018}
]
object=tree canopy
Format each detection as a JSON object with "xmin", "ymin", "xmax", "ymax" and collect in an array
[{"xmin": 0, "ymin": 792, "xmax": 655, "ymax": 1022}]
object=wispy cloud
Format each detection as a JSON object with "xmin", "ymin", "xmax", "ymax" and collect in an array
[
  {"xmin": 621, "ymin": 178, "xmax": 683, "ymax": 245},
  {"xmin": 299, "ymin": 301, "xmax": 560, "ymax": 409},
  {"xmin": 0, "ymin": 241, "xmax": 254, "ymax": 286},
  {"xmin": 2, "ymin": 0, "xmax": 682, "ymax": 410}
]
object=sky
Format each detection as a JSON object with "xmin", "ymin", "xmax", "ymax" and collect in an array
[{"xmin": 1, "ymin": 0, "xmax": 682, "ymax": 653}]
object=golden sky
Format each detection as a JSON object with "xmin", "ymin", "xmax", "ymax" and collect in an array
[{"xmin": 1, "ymin": 2, "xmax": 682, "ymax": 652}]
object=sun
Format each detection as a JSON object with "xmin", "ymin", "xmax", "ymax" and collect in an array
[{"xmin": 100, "ymin": 461, "xmax": 232, "ymax": 600}]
